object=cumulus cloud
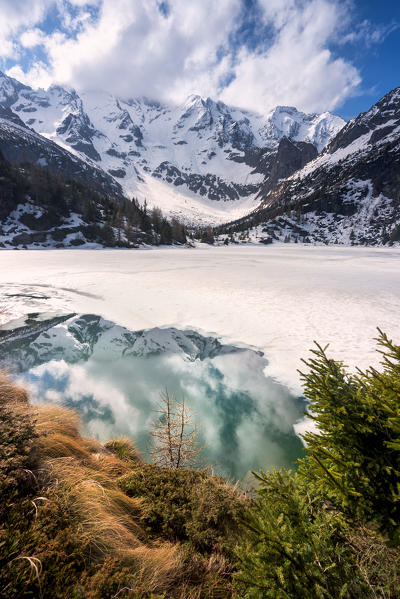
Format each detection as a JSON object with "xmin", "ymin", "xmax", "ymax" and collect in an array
[
  {"xmin": 220, "ymin": 0, "xmax": 362, "ymax": 113},
  {"xmin": 0, "ymin": 0, "xmax": 53, "ymax": 58},
  {"xmin": 7, "ymin": 62, "xmax": 53, "ymax": 89},
  {"xmin": 42, "ymin": 0, "xmax": 242, "ymax": 101},
  {"xmin": 0, "ymin": 0, "xmax": 395, "ymax": 113}
]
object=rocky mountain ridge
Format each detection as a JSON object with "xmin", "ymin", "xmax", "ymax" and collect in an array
[
  {"xmin": 0, "ymin": 71, "xmax": 344, "ymax": 225},
  {"xmin": 218, "ymin": 86, "xmax": 400, "ymax": 245},
  {"xmin": 2, "ymin": 70, "xmax": 399, "ymax": 246}
]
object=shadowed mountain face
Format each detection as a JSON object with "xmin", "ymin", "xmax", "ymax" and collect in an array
[
  {"xmin": 0, "ymin": 115, "xmax": 123, "ymax": 198},
  {"xmin": 0, "ymin": 313, "xmax": 305, "ymax": 479},
  {"xmin": 0, "ymin": 71, "xmax": 344, "ymax": 224},
  {"xmin": 223, "ymin": 87, "xmax": 400, "ymax": 246},
  {"xmin": 0, "ymin": 149, "xmax": 158, "ymax": 249}
]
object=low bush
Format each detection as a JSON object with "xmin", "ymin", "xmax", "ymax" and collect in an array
[
  {"xmin": 0, "ymin": 373, "xmax": 37, "ymax": 495},
  {"xmin": 119, "ymin": 464, "xmax": 245, "ymax": 556}
]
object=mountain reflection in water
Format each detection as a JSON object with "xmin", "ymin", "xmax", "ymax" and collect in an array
[{"xmin": 0, "ymin": 313, "xmax": 305, "ymax": 479}]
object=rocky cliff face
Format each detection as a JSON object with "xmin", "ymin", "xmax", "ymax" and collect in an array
[
  {"xmin": 228, "ymin": 87, "xmax": 400, "ymax": 245},
  {"xmin": 255, "ymin": 137, "xmax": 318, "ymax": 198},
  {"xmin": 0, "ymin": 115, "xmax": 123, "ymax": 198}
]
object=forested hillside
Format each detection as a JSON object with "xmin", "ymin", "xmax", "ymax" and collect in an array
[{"xmin": 0, "ymin": 151, "xmax": 187, "ymax": 248}]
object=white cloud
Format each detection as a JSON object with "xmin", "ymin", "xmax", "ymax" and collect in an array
[
  {"xmin": 20, "ymin": 28, "xmax": 45, "ymax": 49},
  {"xmin": 0, "ymin": 0, "xmax": 394, "ymax": 113},
  {"xmin": 220, "ymin": 0, "xmax": 361, "ymax": 113},
  {"xmin": 339, "ymin": 19, "xmax": 399, "ymax": 47},
  {"xmin": 0, "ymin": 0, "xmax": 53, "ymax": 58},
  {"xmin": 6, "ymin": 62, "xmax": 53, "ymax": 89},
  {"xmin": 44, "ymin": 0, "xmax": 242, "ymax": 102}
]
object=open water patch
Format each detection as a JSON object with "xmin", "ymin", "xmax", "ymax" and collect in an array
[{"xmin": 0, "ymin": 313, "xmax": 305, "ymax": 479}]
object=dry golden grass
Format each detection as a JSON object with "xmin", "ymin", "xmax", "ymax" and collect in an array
[
  {"xmin": 92, "ymin": 451, "xmax": 132, "ymax": 478},
  {"xmin": 129, "ymin": 545, "xmax": 181, "ymax": 593},
  {"xmin": 34, "ymin": 404, "xmax": 98, "ymax": 463},
  {"xmin": 44, "ymin": 458, "xmax": 182, "ymax": 591},
  {"xmin": 83, "ymin": 436, "xmax": 105, "ymax": 453},
  {"xmin": 35, "ymin": 404, "xmax": 82, "ymax": 439},
  {"xmin": 37, "ymin": 432, "xmax": 94, "ymax": 461},
  {"xmin": 29, "ymin": 402, "xmax": 183, "ymax": 592},
  {"xmin": 48, "ymin": 460, "xmax": 143, "ymax": 535},
  {"xmin": 0, "ymin": 370, "xmax": 29, "ymax": 408},
  {"xmin": 2, "ymin": 375, "xmax": 236, "ymax": 596}
]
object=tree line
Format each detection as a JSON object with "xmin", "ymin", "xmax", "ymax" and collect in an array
[{"xmin": 0, "ymin": 150, "xmax": 188, "ymax": 247}]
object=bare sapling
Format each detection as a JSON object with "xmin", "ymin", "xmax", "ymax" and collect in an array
[{"xmin": 149, "ymin": 389, "xmax": 203, "ymax": 469}]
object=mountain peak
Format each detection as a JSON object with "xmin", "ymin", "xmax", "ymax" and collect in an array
[
  {"xmin": 0, "ymin": 71, "xmax": 29, "ymax": 105},
  {"xmin": 0, "ymin": 70, "xmax": 346, "ymax": 225},
  {"xmin": 270, "ymin": 105, "xmax": 303, "ymax": 115},
  {"xmin": 183, "ymin": 94, "xmax": 215, "ymax": 111},
  {"xmin": 183, "ymin": 94, "xmax": 226, "ymax": 111}
]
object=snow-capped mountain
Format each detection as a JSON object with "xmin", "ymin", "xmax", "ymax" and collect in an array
[
  {"xmin": 229, "ymin": 87, "xmax": 400, "ymax": 245},
  {"xmin": 0, "ymin": 71, "xmax": 344, "ymax": 225}
]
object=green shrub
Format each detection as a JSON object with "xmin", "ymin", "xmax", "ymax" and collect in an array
[
  {"xmin": 104, "ymin": 437, "xmax": 143, "ymax": 463},
  {"xmin": 300, "ymin": 330, "xmax": 400, "ymax": 542},
  {"xmin": 235, "ymin": 469, "xmax": 400, "ymax": 598},
  {"xmin": 119, "ymin": 464, "xmax": 245, "ymax": 556},
  {"xmin": 235, "ymin": 332, "xmax": 400, "ymax": 598}
]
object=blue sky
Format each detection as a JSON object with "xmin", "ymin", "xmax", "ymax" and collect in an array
[
  {"xmin": 0, "ymin": 0, "xmax": 399, "ymax": 119},
  {"xmin": 333, "ymin": 1, "xmax": 400, "ymax": 118}
]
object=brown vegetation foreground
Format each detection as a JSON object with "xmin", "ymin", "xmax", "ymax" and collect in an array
[{"xmin": 0, "ymin": 373, "xmax": 245, "ymax": 598}]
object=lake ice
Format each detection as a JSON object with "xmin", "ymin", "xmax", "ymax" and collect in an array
[{"xmin": 0, "ymin": 245, "xmax": 399, "ymax": 477}]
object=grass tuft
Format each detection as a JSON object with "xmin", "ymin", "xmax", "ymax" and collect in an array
[{"xmin": 104, "ymin": 437, "xmax": 143, "ymax": 464}]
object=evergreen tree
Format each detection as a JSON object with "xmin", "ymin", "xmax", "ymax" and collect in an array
[
  {"xmin": 99, "ymin": 222, "xmax": 115, "ymax": 247},
  {"xmin": 159, "ymin": 219, "xmax": 173, "ymax": 244},
  {"xmin": 300, "ymin": 331, "xmax": 400, "ymax": 541},
  {"xmin": 151, "ymin": 206, "xmax": 163, "ymax": 235},
  {"xmin": 201, "ymin": 228, "xmax": 214, "ymax": 245},
  {"xmin": 235, "ymin": 331, "xmax": 400, "ymax": 598},
  {"xmin": 140, "ymin": 199, "xmax": 153, "ymax": 234},
  {"xmin": 171, "ymin": 218, "xmax": 186, "ymax": 244}
]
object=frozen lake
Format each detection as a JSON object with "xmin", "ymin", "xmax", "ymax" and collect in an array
[
  {"xmin": 0, "ymin": 245, "xmax": 399, "ymax": 476},
  {"xmin": 0, "ymin": 245, "xmax": 399, "ymax": 392},
  {"xmin": 0, "ymin": 313, "xmax": 305, "ymax": 479}
]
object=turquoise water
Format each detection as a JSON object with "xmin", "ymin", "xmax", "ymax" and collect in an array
[{"xmin": 0, "ymin": 313, "xmax": 305, "ymax": 479}]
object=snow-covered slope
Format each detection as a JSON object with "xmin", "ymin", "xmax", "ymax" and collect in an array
[
  {"xmin": 0, "ymin": 71, "xmax": 344, "ymax": 224},
  {"xmin": 229, "ymin": 87, "xmax": 400, "ymax": 246}
]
